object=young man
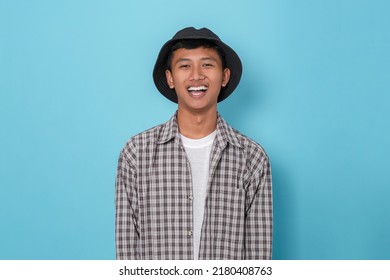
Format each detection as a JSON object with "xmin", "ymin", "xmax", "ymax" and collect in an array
[{"xmin": 115, "ymin": 27, "xmax": 272, "ymax": 260}]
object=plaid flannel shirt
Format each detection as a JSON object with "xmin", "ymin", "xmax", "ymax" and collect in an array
[{"xmin": 115, "ymin": 113, "xmax": 272, "ymax": 259}]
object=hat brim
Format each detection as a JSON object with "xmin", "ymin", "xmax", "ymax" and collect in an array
[{"xmin": 153, "ymin": 33, "xmax": 242, "ymax": 103}]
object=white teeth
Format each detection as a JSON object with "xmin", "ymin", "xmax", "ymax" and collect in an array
[{"xmin": 188, "ymin": 86, "xmax": 208, "ymax": 92}]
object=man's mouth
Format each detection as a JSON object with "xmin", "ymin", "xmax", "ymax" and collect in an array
[{"xmin": 187, "ymin": 85, "xmax": 208, "ymax": 96}]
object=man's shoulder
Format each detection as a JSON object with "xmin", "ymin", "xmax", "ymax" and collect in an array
[
  {"xmin": 124, "ymin": 122, "xmax": 166, "ymax": 150},
  {"xmin": 228, "ymin": 125, "xmax": 270, "ymax": 164},
  {"xmin": 225, "ymin": 121, "xmax": 265, "ymax": 151},
  {"xmin": 232, "ymin": 129, "xmax": 271, "ymax": 179},
  {"xmin": 118, "ymin": 122, "xmax": 165, "ymax": 165},
  {"xmin": 131, "ymin": 123, "xmax": 164, "ymax": 143}
]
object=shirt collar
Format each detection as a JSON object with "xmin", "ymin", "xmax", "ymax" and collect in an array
[
  {"xmin": 157, "ymin": 112, "xmax": 242, "ymax": 149},
  {"xmin": 157, "ymin": 113, "xmax": 180, "ymax": 144}
]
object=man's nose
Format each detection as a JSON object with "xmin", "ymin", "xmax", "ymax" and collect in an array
[{"xmin": 189, "ymin": 65, "xmax": 205, "ymax": 80}]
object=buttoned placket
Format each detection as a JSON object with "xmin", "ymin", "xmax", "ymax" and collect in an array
[
  {"xmin": 178, "ymin": 138, "xmax": 194, "ymax": 259},
  {"xmin": 197, "ymin": 136, "xmax": 227, "ymax": 260}
]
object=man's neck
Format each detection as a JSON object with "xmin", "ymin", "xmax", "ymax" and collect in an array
[{"xmin": 177, "ymin": 108, "xmax": 217, "ymax": 139}]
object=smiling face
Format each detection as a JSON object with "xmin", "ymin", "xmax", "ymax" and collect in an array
[{"xmin": 165, "ymin": 47, "xmax": 230, "ymax": 114}]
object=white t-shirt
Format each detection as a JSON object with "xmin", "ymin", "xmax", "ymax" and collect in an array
[{"xmin": 180, "ymin": 131, "xmax": 216, "ymax": 260}]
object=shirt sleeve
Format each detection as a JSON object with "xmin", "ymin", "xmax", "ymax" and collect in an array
[
  {"xmin": 115, "ymin": 143, "xmax": 139, "ymax": 259},
  {"xmin": 245, "ymin": 156, "xmax": 273, "ymax": 259}
]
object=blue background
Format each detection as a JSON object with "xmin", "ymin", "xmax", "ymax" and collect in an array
[{"xmin": 1, "ymin": 0, "xmax": 389, "ymax": 259}]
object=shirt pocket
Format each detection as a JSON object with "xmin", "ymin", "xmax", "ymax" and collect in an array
[{"xmin": 237, "ymin": 168, "xmax": 250, "ymax": 191}]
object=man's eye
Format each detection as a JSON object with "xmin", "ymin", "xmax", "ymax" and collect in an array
[
  {"xmin": 179, "ymin": 64, "xmax": 190, "ymax": 69},
  {"xmin": 203, "ymin": 63, "xmax": 214, "ymax": 67}
]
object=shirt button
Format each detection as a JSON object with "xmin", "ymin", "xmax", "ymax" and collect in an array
[
  {"xmin": 188, "ymin": 195, "xmax": 193, "ymax": 201},
  {"xmin": 188, "ymin": 231, "xmax": 192, "ymax": 236}
]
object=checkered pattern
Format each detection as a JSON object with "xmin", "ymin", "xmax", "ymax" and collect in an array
[{"xmin": 115, "ymin": 113, "xmax": 272, "ymax": 259}]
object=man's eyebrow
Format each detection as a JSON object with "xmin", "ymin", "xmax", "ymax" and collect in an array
[
  {"xmin": 175, "ymin": 58, "xmax": 191, "ymax": 64},
  {"xmin": 174, "ymin": 57, "xmax": 218, "ymax": 64}
]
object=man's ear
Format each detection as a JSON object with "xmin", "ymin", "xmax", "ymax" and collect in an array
[
  {"xmin": 222, "ymin": 68, "xmax": 231, "ymax": 87},
  {"xmin": 165, "ymin": 70, "xmax": 174, "ymax": 89}
]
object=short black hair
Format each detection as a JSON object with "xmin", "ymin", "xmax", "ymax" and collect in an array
[{"xmin": 166, "ymin": 39, "xmax": 227, "ymax": 70}]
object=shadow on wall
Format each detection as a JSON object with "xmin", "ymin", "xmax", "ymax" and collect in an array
[
  {"xmin": 219, "ymin": 69, "xmax": 261, "ymax": 130},
  {"xmin": 271, "ymin": 159, "xmax": 298, "ymax": 259}
]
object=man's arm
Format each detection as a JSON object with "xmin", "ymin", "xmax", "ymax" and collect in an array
[
  {"xmin": 115, "ymin": 146, "xmax": 139, "ymax": 259},
  {"xmin": 245, "ymin": 157, "xmax": 273, "ymax": 259}
]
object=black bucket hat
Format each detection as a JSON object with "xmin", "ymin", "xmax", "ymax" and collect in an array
[{"xmin": 153, "ymin": 27, "xmax": 242, "ymax": 103}]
